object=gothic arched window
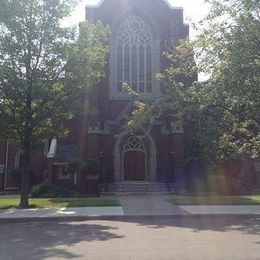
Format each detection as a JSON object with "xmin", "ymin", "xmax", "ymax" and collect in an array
[
  {"xmin": 124, "ymin": 135, "xmax": 145, "ymax": 152},
  {"xmin": 116, "ymin": 15, "xmax": 153, "ymax": 93}
]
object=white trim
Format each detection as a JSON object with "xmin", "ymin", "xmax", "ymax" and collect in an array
[{"xmin": 47, "ymin": 137, "xmax": 57, "ymax": 158}]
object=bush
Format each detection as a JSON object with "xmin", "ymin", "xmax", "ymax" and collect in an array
[
  {"xmin": 31, "ymin": 183, "xmax": 81, "ymax": 198},
  {"xmin": 31, "ymin": 183, "xmax": 54, "ymax": 198}
]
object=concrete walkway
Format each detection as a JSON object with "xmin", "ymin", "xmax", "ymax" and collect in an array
[
  {"xmin": 1, "ymin": 195, "xmax": 260, "ymax": 221},
  {"xmin": 0, "ymin": 207, "xmax": 124, "ymax": 219},
  {"xmin": 180, "ymin": 205, "xmax": 260, "ymax": 215},
  {"xmin": 115, "ymin": 195, "xmax": 189, "ymax": 215},
  {"xmin": 115, "ymin": 195, "xmax": 260, "ymax": 216}
]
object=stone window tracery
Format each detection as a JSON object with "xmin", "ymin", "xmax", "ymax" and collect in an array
[
  {"xmin": 124, "ymin": 135, "xmax": 145, "ymax": 152},
  {"xmin": 116, "ymin": 15, "xmax": 153, "ymax": 93}
]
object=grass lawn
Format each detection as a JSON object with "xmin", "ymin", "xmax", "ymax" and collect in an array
[
  {"xmin": 0, "ymin": 198, "xmax": 121, "ymax": 210},
  {"xmin": 168, "ymin": 195, "xmax": 260, "ymax": 206}
]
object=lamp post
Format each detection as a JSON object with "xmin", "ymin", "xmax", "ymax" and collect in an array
[
  {"xmin": 170, "ymin": 150, "xmax": 175, "ymax": 180},
  {"xmin": 98, "ymin": 151, "xmax": 104, "ymax": 180},
  {"xmin": 98, "ymin": 151, "xmax": 104, "ymax": 181},
  {"xmin": 98, "ymin": 151, "xmax": 104, "ymax": 195},
  {"xmin": 170, "ymin": 150, "xmax": 177, "ymax": 194}
]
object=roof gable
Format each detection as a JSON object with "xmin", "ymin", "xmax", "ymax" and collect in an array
[{"xmin": 86, "ymin": 0, "xmax": 183, "ymax": 11}]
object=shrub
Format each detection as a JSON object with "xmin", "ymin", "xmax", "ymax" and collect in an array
[
  {"xmin": 31, "ymin": 183, "xmax": 81, "ymax": 198},
  {"xmin": 85, "ymin": 159, "xmax": 98, "ymax": 175},
  {"xmin": 68, "ymin": 158, "xmax": 99, "ymax": 176},
  {"xmin": 31, "ymin": 183, "xmax": 52, "ymax": 198},
  {"xmin": 68, "ymin": 159, "xmax": 86, "ymax": 173}
]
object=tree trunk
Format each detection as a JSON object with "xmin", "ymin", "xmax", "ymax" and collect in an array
[{"xmin": 19, "ymin": 147, "xmax": 31, "ymax": 209}]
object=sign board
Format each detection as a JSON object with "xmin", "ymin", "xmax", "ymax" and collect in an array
[{"xmin": 0, "ymin": 164, "xmax": 4, "ymax": 174}]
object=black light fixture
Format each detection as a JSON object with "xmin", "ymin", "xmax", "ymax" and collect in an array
[
  {"xmin": 98, "ymin": 151, "xmax": 104, "ymax": 181},
  {"xmin": 98, "ymin": 151, "xmax": 104, "ymax": 159}
]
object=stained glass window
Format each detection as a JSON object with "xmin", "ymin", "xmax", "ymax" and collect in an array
[{"xmin": 116, "ymin": 15, "xmax": 153, "ymax": 93}]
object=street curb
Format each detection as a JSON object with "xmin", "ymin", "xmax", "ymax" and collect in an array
[{"xmin": 0, "ymin": 214, "xmax": 259, "ymax": 224}]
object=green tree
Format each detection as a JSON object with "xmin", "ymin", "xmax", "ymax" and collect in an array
[
  {"xmin": 126, "ymin": 0, "xmax": 260, "ymax": 167},
  {"xmin": 0, "ymin": 0, "xmax": 109, "ymax": 208},
  {"xmin": 195, "ymin": 0, "xmax": 260, "ymax": 158}
]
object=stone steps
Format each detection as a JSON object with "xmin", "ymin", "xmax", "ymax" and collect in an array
[{"xmin": 99, "ymin": 182, "xmax": 177, "ymax": 195}]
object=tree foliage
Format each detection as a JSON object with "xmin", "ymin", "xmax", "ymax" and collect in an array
[
  {"xmin": 0, "ymin": 0, "xmax": 109, "ymax": 207},
  {"xmin": 126, "ymin": 0, "xmax": 260, "ymax": 166}
]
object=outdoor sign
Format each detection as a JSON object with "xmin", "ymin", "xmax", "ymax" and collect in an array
[{"xmin": 0, "ymin": 164, "xmax": 4, "ymax": 174}]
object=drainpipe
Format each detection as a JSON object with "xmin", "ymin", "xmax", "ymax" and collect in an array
[{"xmin": 3, "ymin": 139, "xmax": 9, "ymax": 191}]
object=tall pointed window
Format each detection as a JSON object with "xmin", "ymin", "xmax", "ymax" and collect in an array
[{"xmin": 116, "ymin": 15, "xmax": 153, "ymax": 93}]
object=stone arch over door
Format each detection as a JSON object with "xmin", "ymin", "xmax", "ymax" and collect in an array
[{"xmin": 114, "ymin": 133, "xmax": 157, "ymax": 182}]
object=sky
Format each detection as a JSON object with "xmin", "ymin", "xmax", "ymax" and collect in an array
[
  {"xmin": 66, "ymin": 0, "xmax": 210, "ymax": 38},
  {"xmin": 66, "ymin": 0, "xmax": 211, "ymax": 81}
]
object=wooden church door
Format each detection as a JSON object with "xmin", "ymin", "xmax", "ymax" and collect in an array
[
  {"xmin": 123, "ymin": 135, "xmax": 146, "ymax": 181},
  {"xmin": 124, "ymin": 151, "xmax": 145, "ymax": 181}
]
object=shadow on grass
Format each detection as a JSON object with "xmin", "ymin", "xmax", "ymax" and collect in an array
[
  {"xmin": 48, "ymin": 198, "xmax": 121, "ymax": 207},
  {"xmin": 0, "ymin": 198, "xmax": 121, "ymax": 210},
  {"xmin": 0, "ymin": 204, "xmax": 45, "ymax": 210}
]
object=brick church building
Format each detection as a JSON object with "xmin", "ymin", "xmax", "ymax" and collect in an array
[
  {"xmin": 1, "ymin": 0, "xmax": 189, "ymax": 192},
  {"xmin": 1, "ymin": 0, "xmax": 258, "ymax": 193}
]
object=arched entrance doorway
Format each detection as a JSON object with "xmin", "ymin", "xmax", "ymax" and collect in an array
[
  {"xmin": 123, "ymin": 136, "xmax": 146, "ymax": 181},
  {"xmin": 114, "ymin": 133, "xmax": 157, "ymax": 182}
]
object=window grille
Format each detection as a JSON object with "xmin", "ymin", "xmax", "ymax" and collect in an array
[
  {"xmin": 124, "ymin": 135, "xmax": 145, "ymax": 152},
  {"xmin": 116, "ymin": 15, "xmax": 153, "ymax": 93}
]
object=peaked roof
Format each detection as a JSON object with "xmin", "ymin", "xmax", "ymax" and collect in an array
[{"xmin": 86, "ymin": 0, "xmax": 183, "ymax": 10}]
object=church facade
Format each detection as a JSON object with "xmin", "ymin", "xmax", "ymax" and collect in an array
[
  {"xmin": 1, "ymin": 0, "xmax": 191, "ymax": 192},
  {"xmin": 46, "ymin": 0, "xmax": 190, "ymax": 190},
  {"xmin": 1, "ymin": 0, "xmax": 260, "ymax": 194}
]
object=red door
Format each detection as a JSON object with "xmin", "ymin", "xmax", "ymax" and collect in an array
[{"xmin": 124, "ymin": 151, "xmax": 145, "ymax": 181}]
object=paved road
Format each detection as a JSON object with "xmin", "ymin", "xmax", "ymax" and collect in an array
[{"xmin": 1, "ymin": 216, "xmax": 260, "ymax": 260}]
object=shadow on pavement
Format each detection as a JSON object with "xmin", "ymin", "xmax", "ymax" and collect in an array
[
  {"xmin": 1, "ymin": 216, "xmax": 260, "ymax": 259},
  {"xmin": 115, "ymin": 215, "xmax": 260, "ymax": 236},
  {"xmin": 0, "ymin": 222, "xmax": 124, "ymax": 259}
]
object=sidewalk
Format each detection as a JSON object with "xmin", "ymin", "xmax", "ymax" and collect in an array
[
  {"xmin": 115, "ymin": 195, "xmax": 189, "ymax": 215},
  {"xmin": 115, "ymin": 195, "xmax": 260, "ymax": 216},
  {"xmin": 1, "ymin": 195, "xmax": 260, "ymax": 222},
  {"xmin": 0, "ymin": 206, "xmax": 124, "ymax": 220},
  {"xmin": 179, "ymin": 205, "xmax": 260, "ymax": 215}
]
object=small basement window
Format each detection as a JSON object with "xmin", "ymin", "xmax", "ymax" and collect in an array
[{"xmin": 57, "ymin": 165, "xmax": 70, "ymax": 180}]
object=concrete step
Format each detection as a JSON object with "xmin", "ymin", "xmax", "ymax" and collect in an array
[
  {"xmin": 99, "ymin": 182, "xmax": 177, "ymax": 195},
  {"xmin": 101, "ymin": 191, "xmax": 176, "ymax": 196}
]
